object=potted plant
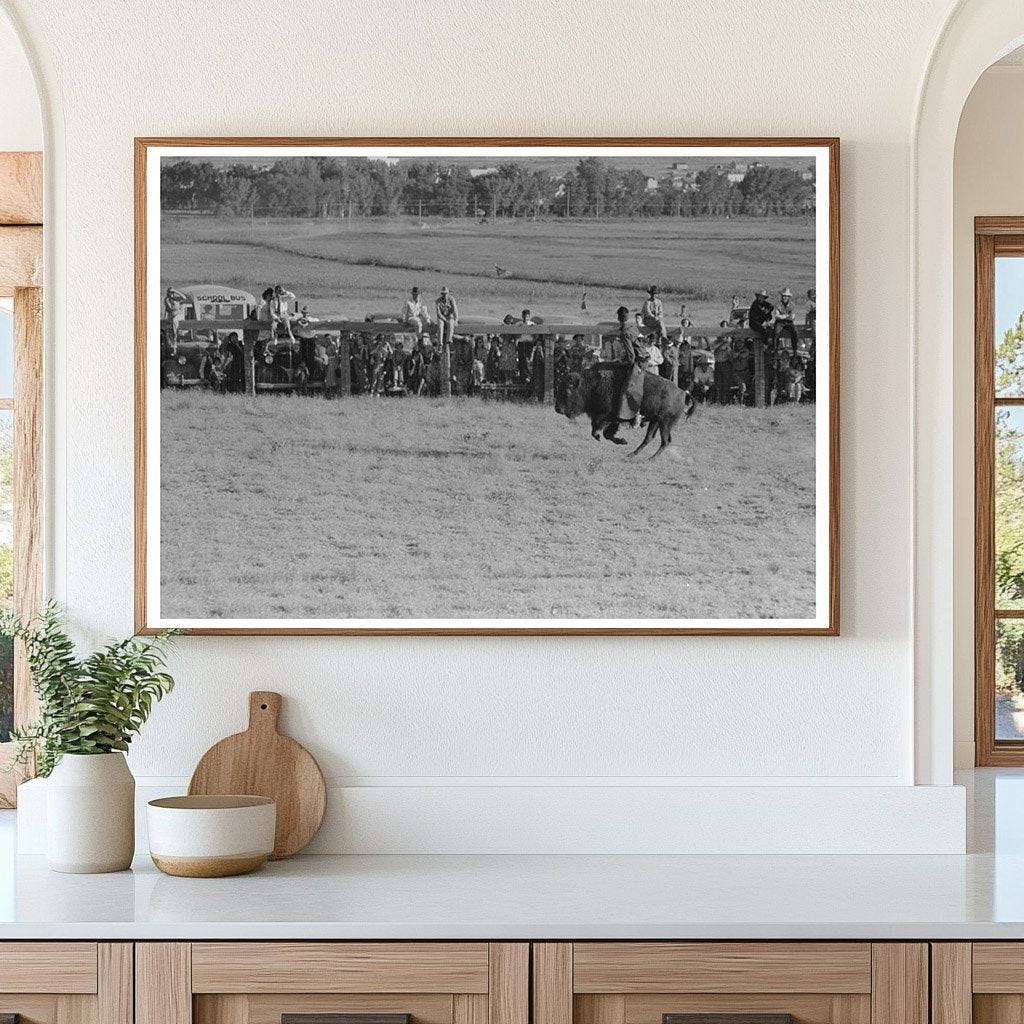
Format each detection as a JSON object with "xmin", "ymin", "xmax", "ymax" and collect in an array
[{"xmin": 2, "ymin": 603, "xmax": 177, "ymax": 873}]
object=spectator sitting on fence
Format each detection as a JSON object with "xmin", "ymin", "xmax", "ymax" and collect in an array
[
  {"xmin": 401, "ymin": 286, "xmax": 432, "ymax": 337},
  {"xmin": 436, "ymin": 286, "xmax": 459, "ymax": 348},
  {"xmin": 774, "ymin": 288, "xmax": 800, "ymax": 352},
  {"xmin": 748, "ymin": 288, "xmax": 775, "ymax": 347},
  {"xmin": 164, "ymin": 286, "xmax": 188, "ymax": 344},
  {"xmin": 642, "ymin": 286, "xmax": 668, "ymax": 341},
  {"xmin": 271, "ymin": 284, "xmax": 298, "ymax": 343}
]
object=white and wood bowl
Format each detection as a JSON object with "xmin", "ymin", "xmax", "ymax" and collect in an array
[{"xmin": 147, "ymin": 795, "xmax": 277, "ymax": 878}]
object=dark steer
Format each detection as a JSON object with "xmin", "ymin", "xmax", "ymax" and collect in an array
[{"xmin": 555, "ymin": 361, "xmax": 695, "ymax": 458}]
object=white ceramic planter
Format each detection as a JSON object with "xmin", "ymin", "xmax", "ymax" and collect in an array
[{"xmin": 46, "ymin": 752, "xmax": 135, "ymax": 873}]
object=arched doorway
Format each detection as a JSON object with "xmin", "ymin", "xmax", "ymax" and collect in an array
[{"xmin": 914, "ymin": 0, "xmax": 1024, "ymax": 785}]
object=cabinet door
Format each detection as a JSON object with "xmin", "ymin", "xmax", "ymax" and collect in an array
[
  {"xmin": 533, "ymin": 943, "xmax": 927, "ymax": 1024},
  {"xmin": 137, "ymin": 943, "xmax": 528, "ymax": 1024},
  {"xmin": 937, "ymin": 943, "xmax": 1024, "ymax": 1024},
  {"xmin": 0, "ymin": 943, "xmax": 132, "ymax": 1024}
]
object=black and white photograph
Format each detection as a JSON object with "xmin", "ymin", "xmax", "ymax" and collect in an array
[{"xmin": 136, "ymin": 140, "xmax": 838, "ymax": 634}]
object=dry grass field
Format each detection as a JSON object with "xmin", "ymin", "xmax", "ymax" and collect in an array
[
  {"xmin": 159, "ymin": 391, "xmax": 817, "ymax": 621},
  {"xmin": 161, "ymin": 214, "xmax": 816, "ymax": 325}
]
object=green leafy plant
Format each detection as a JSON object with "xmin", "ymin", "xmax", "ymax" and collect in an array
[{"xmin": 0, "ymin": 603, "xmax": 178, "ymax": 777}]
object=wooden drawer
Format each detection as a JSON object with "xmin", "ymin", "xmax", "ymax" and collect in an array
[
  {"xmin": 534, "ymin": 943, "xmax": 927, "ymax": 1024},
  {"xmin": 0, "ymin": 942, "xmax": 130, "ymax": 1024},
  {"xmin": 138, "ymin": 942, "xmax": 528, "ymax": 1024}
]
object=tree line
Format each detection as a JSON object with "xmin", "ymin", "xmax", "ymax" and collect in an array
[{"xmin": 161, "ymin": 157, "xmax": 815, "ymax": 220}]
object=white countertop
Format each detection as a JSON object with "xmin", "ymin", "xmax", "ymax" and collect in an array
[
  {"xmin": 1, "ymin": 770, "xmax": 1022, "ymax": 941},
  {"xmin": 1, "ymin": 849, "xmax": 1024, "ymax": 940}
]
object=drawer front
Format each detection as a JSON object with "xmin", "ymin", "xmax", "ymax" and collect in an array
[
  {"xmin": 140, "ymin": 942, "xmax": 527, "ymax": 1024},
  {"xmin": 0, "ymin": 942, "xmax": 98, "ymax": 994},
  {"xmin": 0, "ymin": 943, "xmax": 130, "ymax": 1024},
  {"xmin": 191, "ymin": 943, "xmax": 491, "ymax": 994},
  {"xmin": 572, "ymin": 944, "xmax": 872, "ymax": 994},
  {"xmin": 534, "ymin": 944, "xmax": 925, "ymax": 1024}
]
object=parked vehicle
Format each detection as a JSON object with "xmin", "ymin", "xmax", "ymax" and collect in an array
[{"xmin": 160, "ymin": 285, "xmax": 256, "ymax": 389}]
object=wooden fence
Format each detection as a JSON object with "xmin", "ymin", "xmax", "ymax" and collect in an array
[{"xmin": 162, "ymin": 317, "xmax": 810, "ymax": 408}]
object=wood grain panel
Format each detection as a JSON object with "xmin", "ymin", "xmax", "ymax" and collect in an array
[
  {"xmin": 534, "ymin": 944, "xmax": 572, "ymax": 1024},
  {"xmin": 192, "ymin": 943, "xmax": 489, "ymax": 994},
  {"xmin": 931, "ymin": 945, "xmax": 971, "ymax": 1024},
  {"xmin": 233, "ymin": 994, "xmax": 454, "ymax": 1024},
  {"xmin": 0, "ymin": 152, "xmax": 42, "ymax": 225},
  {"xmin": 454, "ymin": 995, "xmax": 487, "ymax": 1024},
  {"xmin": 97, "ymin": 945, "xmax": 133, "ymax": 1024},
  {"xmin": 972, "ymin": 944, "xmax": 1024, "ymax": 992},
  {"xmin": 573, "ymin": 944, "xmax": 872, "ymax": 994},
  {"xmin": 622, "ymin": 994, "xmax": 836, "ymax": 1024},
  {"xmin": 55, "ymin": 996, "xmax": 94, "ymax": 1024},
  {"xmin": 576, "ymin": 996, "xmax": 625, "ymax": 1024},
  {"xmin": 0, "ymin": 994, "xmax": 60, "ymax": 1023},
  {"xmin": 0, "ymin": 943, "xmax": 97, "ymax": 993},
  {"xmin": 489, "ymin": 943, "xmax": 528, "ymax": 1024},
  {"xmin": 975, "ymin": 995, "xmax": 1024, "ymax": 1024},
  {"xmin": 194, "ymin": 996, "xmax": 248, "ymax": 1024},
  {"xmin": 0, "ymin": 227, "xmax": 42, "ymax": 290},
  {"xmin": 870, "ymin": 945, "xmax": 927, "ymax": 1024},
  {"xmin": 831, "ymin": 995, "xmax": 871, "ymax": 1024},
  {"xmin": 136, "ymin": 943, "xmax": 192, "ymax": 1024}
]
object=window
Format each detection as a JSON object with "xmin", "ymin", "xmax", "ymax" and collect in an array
[
  {"xmin": 0, "ymin": 151, "xmax": 43, "ymax": 805},
  {"xmin": 975, "ymin": 221, "xmax": 1024, "ymax": 764},
  {"xmin": 0, "ymin": 299, "xmax": 11, "ymax": 745}
]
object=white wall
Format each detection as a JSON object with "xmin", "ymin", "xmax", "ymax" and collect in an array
[
  {"xmin": 0, "ymin": 7, "xmax": 40, "ymax": 151},
  {"xmin": 0, "ymin": 0, "xmax": 976, "ymax": 851},
  {"xmin": 952, "ymin": 64, "xmax": 1024, "ymax": 767}
]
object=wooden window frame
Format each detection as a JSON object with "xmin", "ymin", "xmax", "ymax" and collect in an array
[{"xmin": 0, "ymin": 151, "xmax": 43, "ymax": 806}]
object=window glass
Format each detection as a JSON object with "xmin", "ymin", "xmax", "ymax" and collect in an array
[
  {"xmin": 0, "ymin": 403, "xmax": 10, "ymax": 742},
  {"xmin": 997, "ymin": 407, "xmax": 1024, "ymax": 609},
  {"xmin": 996, "ymin": 256, "xmax": 1024, "ymax": 397},
  {"xmin": 997, "ymin": 619, "xmax": 1024, "ymax": 740}
]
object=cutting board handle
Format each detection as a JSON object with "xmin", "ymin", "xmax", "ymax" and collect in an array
[{"xmin": 248, "ymin": 691, "xmax": 282, "ymax": 734}]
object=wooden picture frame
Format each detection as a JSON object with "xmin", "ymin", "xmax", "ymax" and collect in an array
[{"xmin": 135, "ymin": 137, "xmax": 840, "ymax": 637}]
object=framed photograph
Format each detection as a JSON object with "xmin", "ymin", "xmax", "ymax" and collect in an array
[{"xmin": 135, "ymin": 137, "xmax": 839, "ymax": 636}]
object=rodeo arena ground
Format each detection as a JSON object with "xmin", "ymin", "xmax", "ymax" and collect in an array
[{"xmin": 156, "ymin": 225, "xmax": 820, "ymax": 622}]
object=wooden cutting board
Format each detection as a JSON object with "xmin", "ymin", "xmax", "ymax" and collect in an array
[{"xmin": 188, "ymin": 691, "xmax": 326, "ymax": 859}]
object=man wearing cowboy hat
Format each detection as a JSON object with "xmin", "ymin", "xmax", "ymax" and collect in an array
[
  {"xmin": 641, "ymin": 285, "xmax": 668, "ymax": 341},
  {"xmin": 774, "ymin": 287, "xmax": 799, "ymax": 352},
  {"xmin": 748, "ymin": 288, "xmax": 774, "ymax": 337},
  {"xmin": 400, "ymin": 286, "xmax": 432, "ymax": 337}
]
